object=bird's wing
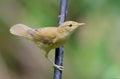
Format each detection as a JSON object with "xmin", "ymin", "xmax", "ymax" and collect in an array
[{"xmin": 29, "ymin": 27, "xmax": 58, "ymax": 45}]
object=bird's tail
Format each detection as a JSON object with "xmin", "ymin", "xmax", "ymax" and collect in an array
[{"xmin": 10, "ymin": 24, "xmax": 33, "ymax": 40}]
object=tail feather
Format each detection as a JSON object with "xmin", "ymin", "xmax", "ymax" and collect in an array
[{"xmin": 10, "ymin": 24, "xmax": 33, "ymax": 39}]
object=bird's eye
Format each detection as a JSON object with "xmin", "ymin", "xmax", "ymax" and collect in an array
[{"xmin": 68, "ymin": 24, "xmax": 72, "ymax": 27}]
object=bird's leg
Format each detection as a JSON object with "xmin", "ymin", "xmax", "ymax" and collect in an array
[{"xmin": 45, "ymin": 52, "xmax": 64, "ymax": 71}]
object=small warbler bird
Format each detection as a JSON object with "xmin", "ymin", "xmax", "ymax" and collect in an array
[{"xmin": 10, "ymin": 21, "xmax": 85, "ymax": 71}]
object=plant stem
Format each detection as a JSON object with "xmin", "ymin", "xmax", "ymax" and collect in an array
[{"xmin": 53, "ymin": 0, "xmax": 68, "ymax": 79}]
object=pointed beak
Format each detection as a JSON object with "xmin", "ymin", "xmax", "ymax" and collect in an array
[{"xmin": 78, "ymin": 23, "xmax": 85, "ymax": 26}]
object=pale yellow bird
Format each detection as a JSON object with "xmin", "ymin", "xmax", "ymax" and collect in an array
[{"xmin": 10, "ymin": 21, "xmax": 85, "ymax": 71}]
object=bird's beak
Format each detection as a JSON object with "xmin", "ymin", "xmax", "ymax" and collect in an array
[{"xmin": 78, "ymin": 23, "xmax": 85, "ymax": 26}]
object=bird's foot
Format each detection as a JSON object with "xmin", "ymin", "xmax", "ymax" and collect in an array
[
  {"xmin": 53, "ymin": 65, "xmax": 64, "ymax": 71},
  {"xmin": 46, "ymin": 55, "xmax": 64, "ymax": 71},
  {"xmin": 53, "ymin": 64, "xmax": 64, "ymax": 71}
]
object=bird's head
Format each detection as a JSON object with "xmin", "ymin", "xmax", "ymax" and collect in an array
[{"xmin": 58, "ymin": 21, "xmax": 85, "ymax": 34}]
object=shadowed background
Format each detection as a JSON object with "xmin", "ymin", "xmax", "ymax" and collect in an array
[{"xmin": 0, "ymin": 0, "xmax": 120, "ymax": 79}]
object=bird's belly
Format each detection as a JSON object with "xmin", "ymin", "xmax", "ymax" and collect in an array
[{"xmin": 34, "ymin": 39, "xmax": 65, "ymax": 52}]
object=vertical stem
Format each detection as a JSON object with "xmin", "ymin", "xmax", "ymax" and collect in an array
[{"xmin": 53, "ymin": 0, "xmax": 68, "ymax": 79}]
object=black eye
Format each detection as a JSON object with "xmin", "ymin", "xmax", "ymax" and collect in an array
[{"xmin": 68, "ymin": 24, "xmax": 72, "ymax": 27}]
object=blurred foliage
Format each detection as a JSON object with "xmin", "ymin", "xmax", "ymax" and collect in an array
[{"xmin": 0, "ymin": 0, "xmax": 120, "ymax": 79}]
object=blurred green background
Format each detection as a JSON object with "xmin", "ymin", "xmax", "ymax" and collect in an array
[{"xmin": 0, "ymin": 0, "xmax": 120, "ymax": 79}]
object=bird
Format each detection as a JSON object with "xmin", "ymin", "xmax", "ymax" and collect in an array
[{"xmin": 10, "ymin": 21, "xmax": 85, "ymax": 71}]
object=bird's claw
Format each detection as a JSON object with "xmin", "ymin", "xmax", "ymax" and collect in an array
[{"xmin": 53, "ymin": 64, "xmax": 64, "ymax": 71}]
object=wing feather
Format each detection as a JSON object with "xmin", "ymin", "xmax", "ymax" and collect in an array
[{"xmin": 28, "ymin": 27, "xmax": 58, "ymax": 45}]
